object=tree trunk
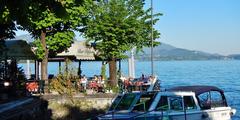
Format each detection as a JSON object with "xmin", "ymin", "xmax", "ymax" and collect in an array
[
  {"xmin": 40, "ymin": 29, "xmax": 48, "ymax": 84},
  {"xmin": 109, "ymin": 58, "xmax": 117, "ymax": 87}
]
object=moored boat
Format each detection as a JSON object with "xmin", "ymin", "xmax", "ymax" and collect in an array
[{"xmin": 97, "ymin": 85, "xmax": 236, "ymax": 120}]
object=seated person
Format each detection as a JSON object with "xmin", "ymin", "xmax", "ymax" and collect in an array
[{"xmin": 81, "ymin": 75, "xmax": 88, "ymax": 90}]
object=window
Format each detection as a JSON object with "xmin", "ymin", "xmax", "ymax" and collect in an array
[
  {"xmin": 183, "ymin": 96, "xmax": 197, "ymax": 110},
  {"xmin": 210, "ymin": 91, "xmax": 226, "ymax": 107},
  {"xmin": 109, "ymin": 95, "xmax": 122, "ymax": 111},
  {"xmin": 115, "ymin": 93, "xmax": 137, "ymax": 111},
  {"xmin": 156, "ymin": 96, "xmax": 184, "ymax": 111},
  {"xmin": 156, "ymin": 96, "xmax": 168, "ymax": 111},
  {"xmin": 169, "ymin": 97, "xmax": 183, "ymax": 111},
  {"xmin": 198, "ymin": 91, "xmax": 227, "ymax": 109},
  {"xmin": 132, "ymin": 92, "xmax": 156, "ymax": 112},
  {"xmin": 198, "ymin": 92, "xmax": 211, "ymax": 109}
]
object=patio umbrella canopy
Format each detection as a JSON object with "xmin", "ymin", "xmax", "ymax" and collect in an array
[{"xmin": 0, "ymin": 40, "xmax": 36, "ymax": 60}]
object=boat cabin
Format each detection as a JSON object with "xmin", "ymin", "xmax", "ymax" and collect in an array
[{"xmin": 99, "ymin": 86, "xmax": 236, "ymax": 120}]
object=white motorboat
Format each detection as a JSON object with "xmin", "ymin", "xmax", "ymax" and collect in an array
[{"xmin": 97, "ymin": 85, "xmax": 236, "ymax": 120}]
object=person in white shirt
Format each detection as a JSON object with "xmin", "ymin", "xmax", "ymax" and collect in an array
[{"xmin": 81, "ymin": 75, "xmax": 88, "ymax": 90}]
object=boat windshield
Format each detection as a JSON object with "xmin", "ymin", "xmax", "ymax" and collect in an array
[
  {"xmin": 109, "ymin": 95, "xmax": 123, "ymax": 111},
  {"xmin": 132, "ymin": 92, "xmax": 156, "ymax": 112},
  {"xmin": 114, "ymin": 93, "xmax": 138, "ymax": 111},
  {"xmin": 156, "ymin": 96, "xmax": 169, "ymax": 111}
]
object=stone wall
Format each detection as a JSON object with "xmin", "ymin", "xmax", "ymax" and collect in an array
[{"xmin": 0, "ymin": 94, "xmax": 116, "ymax": 120}]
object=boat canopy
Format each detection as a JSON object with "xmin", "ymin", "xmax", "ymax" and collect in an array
[{"xmin": 168, "ymin": 85, "xmax": 224, "ymax": 95}]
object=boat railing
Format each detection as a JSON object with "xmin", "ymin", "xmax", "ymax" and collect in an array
[
  {"xmin": 130, "ymin": 105, "xmax": 197, "ymax": 120},
  {"xmin": 92, "ymin": 109, "xmax": 119, "ymax": 120},
  {"xmin": 129, "ymin": 105, "xmax": 169, "ymax": 120}
]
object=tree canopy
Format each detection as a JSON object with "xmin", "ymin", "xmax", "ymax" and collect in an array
[
  {"xmin": 18, "ymin": 0, "xmax": 90, "ymax": 58},
  {"xmin": 84, "ymin": 0, "xmax": 161, "ymax": 60},
  {"xmin": 20, "ymin": 0, "xmax": 91, "ymax": 81},
  {"xmin": 1, "ymin": 0, "xmax": 92, "ymax": 82},
  {"xmin": 83, "ymin": 0, "xmax": 161, "ymax": 86},
  {"xmin": 0, "ymin": 0, "xmax": 18, "ymax": 40}
]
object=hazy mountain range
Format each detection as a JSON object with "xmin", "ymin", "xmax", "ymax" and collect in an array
[
  {"xmin": 137, "ymin": 43, "xmax": 240, "ymax": 60},
  {"xmin": 15, "ymin": 34, "xmax": 240, "ymax": 60}
]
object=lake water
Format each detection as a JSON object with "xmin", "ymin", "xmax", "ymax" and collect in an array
[{"xmin": 19, "ymin": 60, "xmax": 240, "ymax": 119}]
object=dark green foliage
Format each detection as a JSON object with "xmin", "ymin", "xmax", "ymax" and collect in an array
[
  {"xmin": 15, "ymin": 66, "xmax": 27, "ymax": 90},
  {"xmin": 0, "ymin": 40, "xmax": 6, "ymax": 56},
  {"xmin": 0, "ymin": 23, "xmax": 16, "ymax": 40},
  {"xmin": 0, "ymin": 2, "xmax": 16, "ymax": 40}
]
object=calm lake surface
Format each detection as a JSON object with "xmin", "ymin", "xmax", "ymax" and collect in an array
[{"xmin": 19, "ymin": 60, "xmax": 240, "ymax": 119}]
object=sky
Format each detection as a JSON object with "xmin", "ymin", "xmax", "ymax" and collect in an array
[
  {"xmin": 145, "ymin": 0, "xmax": 240, "ymax": 55},
  {"xmin": 16, "ymin": 0, "xmax": 240, "ymax": 55}
]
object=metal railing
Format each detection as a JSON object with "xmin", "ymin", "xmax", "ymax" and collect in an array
[{"xmin": 130, "ymin": 105, "xmax": 169, "ymax": 120}]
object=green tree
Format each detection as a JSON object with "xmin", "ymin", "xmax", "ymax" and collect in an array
[
  {"xmin": 0, "ymin": 0, "xmax": 19, "ymax": 40},
  {"xmin": 16, "ymin": 0, "xmax": 91, "ymax": 83},
  {"xmin": 83, "ymin": 0, "xmax": 161, "ymax": 86},
  {"xmin": 1, "ymin": 0, "xmax": 37, "ymax": 40}
]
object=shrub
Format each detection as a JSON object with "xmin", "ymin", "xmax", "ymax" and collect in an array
[{"xmin": 49, "ymin": 59, "xmax": 79, "ymax": 103}]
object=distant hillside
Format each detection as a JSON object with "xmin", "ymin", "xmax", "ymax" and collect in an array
[
  {"xmin": 14, "ymin": 34, "xmax": 239, "ymax": 61},
  {"xmin": 136, "ymin": 43, "xmax": 225, "ymax": 60},
  {"xmin": 227, "ymin": 54, "xmax": 240, "ymax": 60}
]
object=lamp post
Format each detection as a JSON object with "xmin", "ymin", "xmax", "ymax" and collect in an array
[
  {"xmin": 128, "ymin": 48, "xmax": 135, "ymax": 78},
  {"xmin": 151, "ymin": 0, "xmax": 154, "ymax": 76}
]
